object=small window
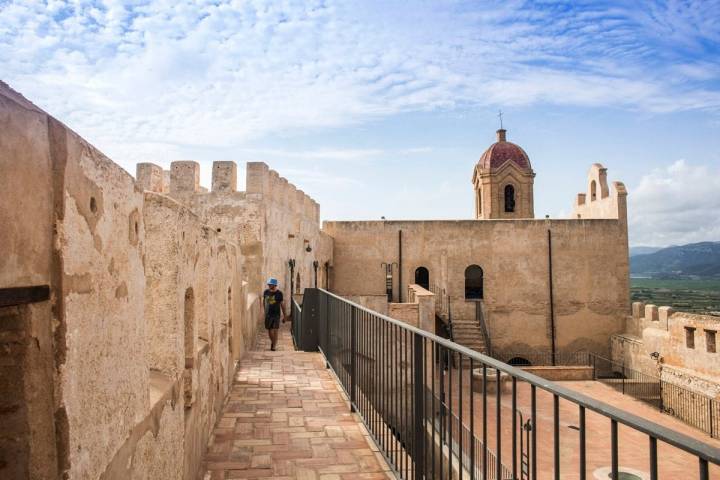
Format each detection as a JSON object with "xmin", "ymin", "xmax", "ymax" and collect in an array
[
  {"xmin": 590, "ymin": 180, "xmax": 597, "ymax": 201},
  {"xmin": 465, "ymin": 265, "xmax": 484, "ymax": 300},
  {"xmin": 685, "ymin": 327, "xmax": 696, "ymax": 349},
  {"xmin": 414, "ymin": 267, "xmax": 429, "ymax": 290},
  {"xmin": 508, "ymin": 357, "xmax": 532, "ymax": 367},
  {"xmin": 706, "ymin": 330, "xmax": 716, "ymax": 353},
  {"xmin": 504, "ymin": 185, "xmax": 515, "ymax": 213},
  {"xmin": 477, "ymin": 189, "xmax": 482, "ymax": 215}
]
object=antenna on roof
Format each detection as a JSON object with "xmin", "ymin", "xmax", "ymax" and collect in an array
[{"xmin": 498, "ymin": 109, "xmax": 504, "ymax": 130}]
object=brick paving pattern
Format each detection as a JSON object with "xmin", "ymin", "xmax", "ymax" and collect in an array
[{"xmin": 201, "ymin": 323, "xmax": 393, "ymax": 480}]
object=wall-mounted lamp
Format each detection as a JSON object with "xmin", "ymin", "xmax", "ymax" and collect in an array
[{"xmin": 650, "ymin": 351, "xmax": 660, "ymax": 360}]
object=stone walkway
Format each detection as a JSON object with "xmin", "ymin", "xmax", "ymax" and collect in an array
[{"xmin": 201, "ymin": 322, "xmax": 393, "ymax": 480}]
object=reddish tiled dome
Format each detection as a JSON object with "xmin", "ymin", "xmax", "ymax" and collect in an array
[{"xmin": 478, "ymin": 129, "xmax": 531, "ymax": 171}]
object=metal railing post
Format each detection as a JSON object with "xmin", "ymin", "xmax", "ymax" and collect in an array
[
  {"xmin": 710, "ymin": 400, "xmax": 714, "ymax": 438},
  {"xmin": 413, "ymin": 332, "xmax": 425, "ymax": 480},
  {"xmin": 659, "ymin": 380, "xmax": 664, "ymax": 413},
  {"xmin": 350, "ymin": 306, "xmax": 357, "ymax": 412}
]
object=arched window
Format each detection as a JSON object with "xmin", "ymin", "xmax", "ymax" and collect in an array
[
  {"xmin": 590, "ymin": 180, "xmax": 597, "ymax": 201},
  {"xmin": 504, "ymin": 185, "xmax": 515, "ymax": 213},
  {"xmin": 414, "ymin": 267, "xmax": 429, "ymax": 290},
  {"xmin": 296, "ymin": 272, "xmax": 301, "ymax": 294},
  {"xmin": 464, "ymin": 265, "xmax": 483, "ymax": 300},
  {"xmin": 476, "ymin": 189, "xmax": 482, "ymax": 215},
  {"xmin": 508, "ymin": 357, "xmax": 532, "ymax": 366}
]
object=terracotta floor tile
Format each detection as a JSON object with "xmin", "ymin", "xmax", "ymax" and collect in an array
[{"xmin": 201, "ymin": 323, "xmax": 389, "ymax": 480}]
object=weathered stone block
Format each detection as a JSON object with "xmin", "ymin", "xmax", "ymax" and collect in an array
[
  {"xmin": 136, "ymin": 163, "xmax": 164, "ymax": 192},
  {"xmin": 170, "ymin": 161, "xmax": 200, "ymax": 194},
  {"xmin": 645, "ymin": 304, "xmax": 659, "ymax": 322},
  {"xmin": 632, "ymin": 301, "xmax": 645, "ymax": 319},
  {"xmin": 658, "ymin": 306, "xmax": 674, "ymax": 324},
  {"xmin": 212, "ymin": 162, "xmax": 237, "ymax": 192}
]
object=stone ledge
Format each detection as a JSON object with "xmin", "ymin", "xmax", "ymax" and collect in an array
[{"xmin": 521, "ymin": 365, "xmax": 595, "ymax": 381}]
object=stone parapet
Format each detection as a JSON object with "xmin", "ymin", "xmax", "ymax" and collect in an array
[
  {"xmin": 170, "ymin": 161, "xmax": 200, "ymax": 194},
  {"xmin": 245, "ymin": 161, "xmax": 320, "ymax": 224},
  {"xmin": 632, "ymin": 301, "xmax": 646, "ymax": 319},
  {"xmin": 137, "ymin": 162, "xmax": 165, "ymax": 192},
  {"xmin": 211, "ymin": 161, "xmax": 237, "ymax": 192},
  {"xmin": 645, "ymin": 304, "xmax": 659, "ymax": 322},
  {"xmin": 658, "ymin": 306, "xmax": 675, "ymax": 325}
]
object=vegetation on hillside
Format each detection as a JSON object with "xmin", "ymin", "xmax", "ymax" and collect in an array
[{"xmin": 630, "ymin": 241, "xmax": 720, "ymax": 278}]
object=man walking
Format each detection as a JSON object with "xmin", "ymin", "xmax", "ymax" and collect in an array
[{"xmin": 262, "ymin": 278, "xmax": 286, "ymax": 351}]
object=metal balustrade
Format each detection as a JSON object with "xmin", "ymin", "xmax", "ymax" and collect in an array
[
  {"xmin": 291, "ymin": 298, "xmax": 302, "ymax": 350},
  {"xmin": 496, "ymin": 350, "xmax": 720, "ymax": 439},
  {"xmin": 298, "ymin": 288, "xmax": 720, "ymax": 480}
]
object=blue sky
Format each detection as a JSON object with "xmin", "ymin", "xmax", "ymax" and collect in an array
[{"xmin": 1, "ymin": 0, "xmax": 719, "ymax": 246}]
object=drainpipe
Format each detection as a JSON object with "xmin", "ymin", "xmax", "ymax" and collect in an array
[
  {"xmin": 548, "ymin": 229, "xmax": 556, "ymax": 366},
  {"xmin": 398, "ymin": 229, "xmax": 403, "ymax": 303}
]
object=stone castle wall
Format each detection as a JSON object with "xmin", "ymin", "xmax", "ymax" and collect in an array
[
  {"xmin": 0, "ymin": 83, "xmax": 329, "ymax": 480},
  {"xmin": 613, "ymin": 302, "xmax": 720, "ymax": 398}
]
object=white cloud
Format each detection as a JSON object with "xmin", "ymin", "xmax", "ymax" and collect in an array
[
  {"xmin": 1, "ymin": 0, "xmax": 720, "ymax": 164},
  {"xmin": 629, "ymin": 160, "xmax": 720, "ymax": 246},
  {"xmin": 2, "ymin": 1, "xmax": 720, "ymax": 241}
]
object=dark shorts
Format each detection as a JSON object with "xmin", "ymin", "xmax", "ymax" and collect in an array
[{"xmin": 265, "ymin": 315, "xmax": 281, "ymax": 330}]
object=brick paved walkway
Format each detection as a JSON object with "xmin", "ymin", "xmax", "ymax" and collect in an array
[{"xmin": 201, "ymin": 322, "xmax": 393, "ymax": 480}]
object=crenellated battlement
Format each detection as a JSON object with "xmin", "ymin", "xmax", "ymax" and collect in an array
[
  {"xmin": 136, "ymin": 161, "xmax": 321, "ymax": 225},
  {"xmin": 246, "ymin": 161, "xmax": 320, "ymax": 224}
]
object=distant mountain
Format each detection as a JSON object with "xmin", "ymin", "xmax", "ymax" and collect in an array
[
  {"xmin": 630, "ymin": 242, "xmax": 720, "ymax": 278},
  {"xmin": 630, "ymin": 246, "xmax": 664, "ymax": 257}
]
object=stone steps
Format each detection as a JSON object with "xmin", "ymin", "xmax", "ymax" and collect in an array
[{"xmin": 447, "ymin": 319, "xmax": 488, "ymax": 366}]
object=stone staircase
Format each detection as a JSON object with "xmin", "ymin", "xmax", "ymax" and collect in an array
[{"xmin": 450, "ymin": 319, "xmax": 488, "ymax": 366}]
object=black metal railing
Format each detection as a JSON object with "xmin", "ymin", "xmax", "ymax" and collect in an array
[
  {"xmin": 475, "ymin": 301, "xmax": 492, "ymax": 356},
  {"xmin": 429, "ymin": 387, "xmax": 513, "ymax": 479},
  {"xmin": 493, "ymin": 350, "xmax": 720, "ymax": 440},
  {"xmin": 493, "ymin": 350, "xmax": 592, "ymax": 367},
  {"xmin": 310, "ymin": 288, "xmax": 720, "ymax": 480},
  {"xmin": 291, "ymin": 298, "xmax": 302, "ymax": 350},
  {"xmin": 591, "ymin": 354, "xmax": 720, "ymax": 439}
]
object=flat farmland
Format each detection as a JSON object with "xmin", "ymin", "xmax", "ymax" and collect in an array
[{"xmin": 630, "ymin": 278, "xmax": 720, "ymax": 314}]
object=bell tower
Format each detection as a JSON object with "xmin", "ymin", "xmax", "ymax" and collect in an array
[{"xmin": 472, "ymin": 128, "xmax": 535, "ymax": 219}]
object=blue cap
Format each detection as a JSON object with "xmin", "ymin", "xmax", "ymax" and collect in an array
[{"xmin": 267, "ymin": 278, "xmax": 278, "ymax": 286}]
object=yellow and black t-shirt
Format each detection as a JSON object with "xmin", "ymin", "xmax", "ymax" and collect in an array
[{"xmin": 263, "ymin": 289, "xmax": 283, "ymax": 319}]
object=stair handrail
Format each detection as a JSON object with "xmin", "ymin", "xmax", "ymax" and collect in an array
[{"xmin": 475, "ymin": 300, "xmax": 492, "ymax": 356}]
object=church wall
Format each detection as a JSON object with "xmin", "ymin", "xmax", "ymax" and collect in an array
[{"xmin": 324, "ymin": 218, "xmax": 629, "ymax": 357}]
